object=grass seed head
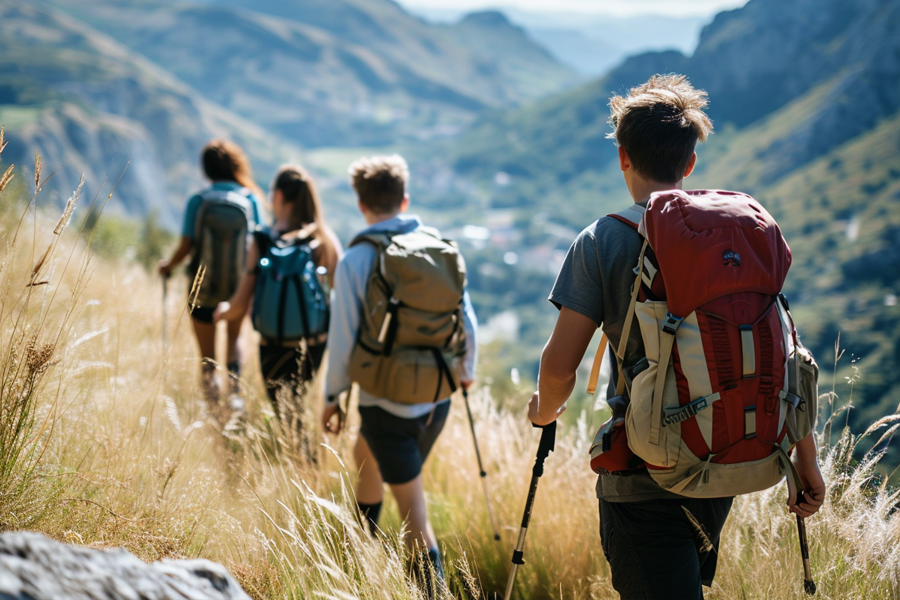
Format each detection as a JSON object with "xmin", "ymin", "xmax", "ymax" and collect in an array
[
  {"xmin": 0, "ymin": 164, "xmax": 14, "ymax": 195},
  {"xmin": 188, "ymin": 265, "xmax": 206, "ymax": 313},
  {"xmin": 54, "ymin": 174, "xmax": 83, "ymax": 235},
  {"xmin": 24, "ymin": 338, "xmax": 54, "ymax": 377},
  {"xmin": 34, "ymin": 152, "xmax": 42, "ymax": 190}
]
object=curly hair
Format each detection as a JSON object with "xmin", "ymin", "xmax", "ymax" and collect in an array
[
  {"xmin": 348, "ymin": 155, "xmax": 409, "ymax": 215},
  {"xmin": 200, "ymin": 139, "xmax": 264, "ymax": 199}
]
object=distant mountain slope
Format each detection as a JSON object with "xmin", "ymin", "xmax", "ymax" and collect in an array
[
  {"xmin": 0, "ymin": 1, "xmax": 303, "ymax": 225},
  {"xmin": 440, "ymin": 0, "xmax": 900, "ymax": 214},
  {"xmin": 442, "ymin": 11, "xmax": 570, "ymax": 98},
  {"xmin": 410, "ymin": 7, "xmax": 708, "ymax": 77},
  {"xmin": 44, "ymin": 0, "xmax": 577, "ymax": 147},
  {"xmin": 422, "ymin": 0, "xmax": 900, "ymax": 436}
]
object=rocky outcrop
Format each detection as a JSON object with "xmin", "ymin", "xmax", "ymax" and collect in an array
[{"xmin": 0, "ymin": 531, "xmax": 250, "ymax": 600}]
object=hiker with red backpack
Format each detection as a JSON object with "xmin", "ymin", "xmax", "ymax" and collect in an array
[
  {"xmin": 159, "ymin": 139, "xmax": 265, "ymax": 407},
  {"xmin": 321, "ymin": 155, "xmax": 477, "ymax": 586},
  {"xmin": 527, "ymin": 75, "xmax": 825, "ymax": 599},
  {"xmin": 214, "ymin": 165, "xmax": 342, "ymax": 435}
]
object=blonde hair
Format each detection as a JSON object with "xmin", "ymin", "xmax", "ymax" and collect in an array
[
  {"xmin": 348, "ymin": 154, "xmax": 409, "ymax": 214},
  {"xmin": 607, "ymin": 74, "xmax": 713, "ymax": 183}
]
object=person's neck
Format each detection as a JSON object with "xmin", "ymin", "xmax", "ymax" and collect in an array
[
  {"xmin": 631, "ymin": 179, "xmax": 684, "ymax": 205},
  {"xmin": 364, "ymin": 211, "xmax": 401, "ymax": 226}
]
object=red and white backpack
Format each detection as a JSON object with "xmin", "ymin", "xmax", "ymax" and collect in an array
[{"xmin": 588, "ymin": 190, "xmax": 818, "ymax": 498}]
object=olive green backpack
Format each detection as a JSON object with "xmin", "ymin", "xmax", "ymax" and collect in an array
[{"xmin": 348, "ymin": 227, "xmax": 467, "ymax": 404}]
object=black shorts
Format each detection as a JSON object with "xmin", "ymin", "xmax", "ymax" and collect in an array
[
  {"xmin": 600, "ymin": 496, "xmax": 733, "ymax": 599},
  {"xmin": 358, "ymin": 401, "xmax": 450, "ymax": 485},
  {"xmin": 259, "ymin": 342, "xmax": 326, "ymax": 412},
  {"xmin": 190, "ymin": 305, "xmax": 216, "ymax": 323}
]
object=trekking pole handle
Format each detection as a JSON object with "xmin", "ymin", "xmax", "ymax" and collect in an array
[
  {"xmin": 531, "ymin": 420, "xmax": 557, "ymax": 478},
  {"xmin": 521, "ymin": 421, "xmax": 556, "ymax": 526}
]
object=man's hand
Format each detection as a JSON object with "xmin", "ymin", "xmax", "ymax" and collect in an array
[
  {"xmin": 528, "ymin": 391, "xmax": 566, "ymax": 427},
  {"xmin": 213, "ymin": 301, "xmax": 234, "ymax": 323},
  {"xmin": 321, "ymin": 403, "xmax": 345, "ymax": 434},
  {"xmin": 788, "ymin": 435, "xmax": 826, "ymax": 518}
]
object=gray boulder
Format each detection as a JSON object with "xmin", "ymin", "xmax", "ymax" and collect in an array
[{"xmin": 0, "ymin": 531, "xmax": 250, "ymax": 600}]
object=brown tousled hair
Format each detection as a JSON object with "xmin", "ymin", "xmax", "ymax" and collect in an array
[
  {"xmin": 201, "ymin": 138, "xmax": 264, "ymax": 200},
  {"xmin": 272, "ymin": 164, "xmax": 338, "ymax": 274},
  {"xmin": 607, "ymin": 74, "xmax": 713, "ymax": 184},
  {"xmin": 347, "ymin": 155, "xmax": 409, "ymax": 215}
]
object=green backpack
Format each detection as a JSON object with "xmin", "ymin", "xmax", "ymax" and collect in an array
[{"xmin": 348, "ymin": 227, "xmax": 467, "ymax": 404}]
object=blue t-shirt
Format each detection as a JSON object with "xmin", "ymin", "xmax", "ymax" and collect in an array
[{"xmin": 180, "ymin": 182, "xmax": 264, "ymax": 240}]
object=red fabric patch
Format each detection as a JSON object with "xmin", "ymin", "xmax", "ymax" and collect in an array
[{"xmin": 644, "ymin": 190, "xmax": 791, "ymax": 317}]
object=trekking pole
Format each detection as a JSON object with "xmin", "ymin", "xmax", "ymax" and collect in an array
[
  {"xmin": 462, "ymin": 388, "xmax": 501, "ymax": 541},
  {"xmin": 795, "ymin": 492, "xmax": 816, "ymax": 595},
  {"xmin": 162, "ymin": 273, "xmax": 169, "ymax": 352},
  {"xmin": 504, "ymin": 420, "xmax": 557, "ymax": 600}
]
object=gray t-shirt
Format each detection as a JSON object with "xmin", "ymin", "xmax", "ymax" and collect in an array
[{"xmin": 549, "ymin": 212, "xmax": 680, "ymax": 502}]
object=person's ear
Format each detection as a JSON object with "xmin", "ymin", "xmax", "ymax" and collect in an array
[
  {"xmin": 684, "ymin": 152, "xmax": 697, "ymax": 178},
  {"xmin": 618, "ymin": 146, "xmax": 631, "ymax": 172},
  {"xmin": 399, "ymin": 194, "xmax": 410, "ymax": 213}
]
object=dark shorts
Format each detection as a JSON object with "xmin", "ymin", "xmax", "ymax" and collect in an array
[
  {"xmin": 190, "ymin": 305, "xmax": 216, "ymax": 324},
  {"xmin": 358, "ymin": 401, "xmax": 450, "ymax": 485},
  {"xmin": 600, "ymin": 496, "xmax": 733, "ymax": 600},
  {"xmin": 259, "ymin": 342, "xmax": 326, "ymax": 413}
]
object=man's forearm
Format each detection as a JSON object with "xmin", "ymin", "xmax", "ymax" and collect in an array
[
  {"xmin": 537, "ymin": 367, "xmax": 576, "ymax": 421},
  {"xmin": 793, "ymin": 433, "xmax": 818, "ymax": 465}
]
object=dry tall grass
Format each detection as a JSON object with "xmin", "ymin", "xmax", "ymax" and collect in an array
[{"xmin": 0, "ymin": 148, "xmax": 898, "ymax": 599}]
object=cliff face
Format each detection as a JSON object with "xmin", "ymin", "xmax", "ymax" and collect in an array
[{"xmin": 0, "ymin": 2, "xmax": 301, "ymax": 225}]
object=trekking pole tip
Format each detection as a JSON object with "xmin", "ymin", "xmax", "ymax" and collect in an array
[
  {"xmin": 804, "ymin": 580, "xmax": 816, "ymax": 595},
  {"xmin": 494, "ymin": 533, "xmax": 501, "ymax": 541}
]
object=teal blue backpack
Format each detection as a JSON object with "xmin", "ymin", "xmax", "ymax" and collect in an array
[{"xmin": 251, "ymin": 229, "xmax": 329, "ymax": 345}]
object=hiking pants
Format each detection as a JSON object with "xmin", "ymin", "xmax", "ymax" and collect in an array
[{"xmin": 599, "ymin": 496, "xmax": 733, "ymax": 600}]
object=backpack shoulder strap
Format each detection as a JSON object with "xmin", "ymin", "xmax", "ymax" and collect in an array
[
  {"xmin": 608, "ymin": 204, "xmax": 645, "ymax": 230},
  {"xmin": 350, "ymin": 230, "xmax": 392, "ymax": 250},
  {"xmin": 252, "ymin": 226, "xmax": 273, "ymax": 255}
]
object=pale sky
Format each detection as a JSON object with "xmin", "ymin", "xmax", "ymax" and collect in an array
[{"xmin": 397, "ymin": 0, "xmax": 749, "ymax": 17}]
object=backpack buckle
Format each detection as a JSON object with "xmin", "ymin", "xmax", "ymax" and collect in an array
[{"xmin": 662, "ymin": 313, "xmax": 683, "ymax": 335}]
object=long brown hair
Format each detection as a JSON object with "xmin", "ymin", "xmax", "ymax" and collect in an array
[
  {"xmin": 201, "ymin": 139, "xmax": 265, "ymax": 200},
  {"xmin": 272, "ymin": 164, "xmax": 339, "ymax": 274}
]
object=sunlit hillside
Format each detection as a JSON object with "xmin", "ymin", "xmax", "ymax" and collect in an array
[{"xmin": 1, "ymin": 143, "xmax": 898, "ymax": 598}]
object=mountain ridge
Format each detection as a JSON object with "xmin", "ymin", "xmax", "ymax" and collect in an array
[{"xmin": 44, "ymin": 0, "xmax": 577, "ymax": 147}]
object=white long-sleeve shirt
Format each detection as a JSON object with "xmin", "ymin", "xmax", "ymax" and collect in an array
[{"xmin": 324, "ymin": 214, "xmax": 478, "ymax": 419}]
